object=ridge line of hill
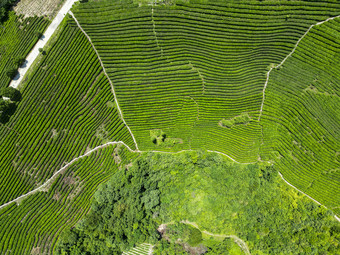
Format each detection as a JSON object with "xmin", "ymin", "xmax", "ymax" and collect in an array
[{"xmin": 258, "ymin": 14, "xmax": 340, "ymax": 121}]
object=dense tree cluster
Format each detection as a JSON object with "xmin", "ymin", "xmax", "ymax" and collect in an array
[
  {"xmin": 0, "ymin": 87, "xmax": 21, "ymax": 101},
  {"xmin": 56, "ymin": 158, "xmax": 162, "ymax": 255},
  {"xmin": 0, "ymin": 0, "xmax": 16, "ymax": 22},
  {"xmin": 0, "ymin": 87, "xmax": 21, "ymax": 123},
  {"xmin": 56, "ymin": 151, "xmax": 340, "ymax": 254}
]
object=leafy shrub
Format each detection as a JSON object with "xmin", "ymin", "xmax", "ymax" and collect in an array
[
  {"xmin": 0, "ymin": 98, "xmax": 16, "ymax": 123},
  {"xmin": 220, "ymin": 112, "xmax": 251, "ymax": 128},
  {"xmin": 150, "ymin": 129, "xmax": 181, "ymax": 147},
  {"xmin": 0, "ymin": 87, "xmax": 21, "ymax": 101},
  {"xmin": 0, "ymin": 0, "xmax": 16, "ymax": 22},
  {"xmin": 35, "ymin": 31, "xmax": 43, "ymax": 38},
  {"xmin": 13, "ymin": 56, "xmax": 25, "ymax": 68},
  {"xmin": 5, "ymin": 68, "xmax": 18, "ymax": 79}
]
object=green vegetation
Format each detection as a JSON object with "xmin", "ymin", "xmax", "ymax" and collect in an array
[
  {"xmin": 73, "ymin": 0, "xmax": 340, "ymax": 162},
  {"xmin": 150, "ymin": 129, "xmax": 181, "ymax": 147},
  {"xmin": 0, "ymin": 87, "xmax": 21, "ymax": 124},
  {"xmin": 1, "ymin": 0, "xmax": 340, "ymax": 254},
  {"xmin": 0, "ymin": 12, "xmax": 49, "ymax": 88},
  {"xmin": 0, "ymin": 17, "xmax": 137, "ymax": 254},
  {"xmin": 56, "ymin": 151, "xmax": 340, "ymax": 254},
  {"xmin": 261, "ymin": 17, "xmax": 340, "ymax": 216},
  {"xmin": 0, "ymin": 98, "xmax": 15, "ymax": 123},
  {"xmin": 0, "ymin": 0, "xmax": 16, "ymax": 22},
  {"xmin": 0, "ymin": 87, "xmax": 21, "ymax": 101},
  {"xmin": 0, "ymin": 16, "xmax": 134, "ymax": 206},
  {"xmin": 123, "ymin": 243, "xmax": 153, "ymax": 255},
  {"xmin": 165, "ymin": 223, "xmax": 203, "ymax": 247},
  {"xmin": 220, "ymin": 113, "xmax": 251, "ymax": 128},
  {"xmin": 0, "ymin": 143, "xmax": 136, "ymax": 255}
]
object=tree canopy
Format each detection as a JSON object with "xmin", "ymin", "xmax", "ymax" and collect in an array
[{"xmin": 56, "ymin": 151, "xmax": 340, "ymax": 254}]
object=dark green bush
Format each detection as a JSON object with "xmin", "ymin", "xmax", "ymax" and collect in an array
[
  {"xmin": 5, "ymin": 68, "xmax": 18, "ymax": 79},
  {"xmin": 0, "ymin": 87, "xmax": 21, "ymax": 101}
]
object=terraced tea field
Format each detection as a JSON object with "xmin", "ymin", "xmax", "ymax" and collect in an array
[
  {"xmin": 123, "ymin": 243, "xmax": 153, "ymax": 255},
  {"xmin": 261, "ymin": 17, "xmax": 340, "ymax": 216},
  {"xmin": 0, "ymin": 16, "xmax": 134, "ymax": 205},
  {"xmin": 0, "ymin": 0, "xmax": 340, "ymax": 254},
  {"xmin": 73, "ymin": 0, "xmax": 340, "ymax": 163},
  {"xmin": 0, "ymin": 12, "xmax": 49, "ymax": 88},
  {"xmin": 0, "ymin": 143, "xmax": 137, "ymax": 255}
]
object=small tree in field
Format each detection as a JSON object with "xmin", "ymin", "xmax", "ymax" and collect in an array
[
  {"xmin": 13, "ymin": 57, "xmax": 25, "ymax": 67},
  {"xmin": 0, "ymin": 87, "xmax": 21, "ymax": 101},
  {"xmin": 5, "ymin": 68, "xmax": 17, "ymax": 79},
  {"xmin": 34, "ymin": 31, "xmax": 43, "ymax": 38}
]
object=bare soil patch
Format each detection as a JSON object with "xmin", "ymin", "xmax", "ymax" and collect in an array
[{"xmin": 14, "ymin": 0, "xmax": 65, "ymax": 19}]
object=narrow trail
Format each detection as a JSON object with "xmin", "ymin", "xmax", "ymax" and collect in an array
[
  {"xmin": 181, "ymin": 220, "xmax": 251, "ymax": 255},
  {"xmin": 151, "ymin": 4, "xmax": 163, "ymax": 57},
  {"xmin": 188, "ymin": 61, "xmax": 206, "ymax": 93},
  {"xmin": 9, "ymin": 0, "xmax": 80, "ymax": 89},
  {"xmin": 258, "ymin": 14, "xmax": 340, "ymax": 121},
  {"xmin": 0, "ymin": 140, "xmax": 254, "ymax": 210},
  {"xmin": 2, "ymin": 5, "xmax": 338, "ymax": 229},
  {"xmin": 69, "ymin": 11, "xmax": 139, "ymax": 151},
  {"xmin": 278, "ymin": 172, "xmax": 340, "ymax": 223},
  {"xmin": 0, "ymin": 141, "xmax": 136, "ymax": 211},
  {"xmin": 3, "ymin": 141, "xmax": 339, "ymax": 225}
]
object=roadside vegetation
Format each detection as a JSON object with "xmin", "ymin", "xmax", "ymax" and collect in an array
[{"xmin": 0, "ymin": 11, "xmax": 49, "ymax": 88}]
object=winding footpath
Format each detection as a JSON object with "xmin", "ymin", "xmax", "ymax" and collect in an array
[
  {"xmin": 9, "ymin": 0, "xmax": 79, "ymax": 89},
  {"xmin": 0, "ymin": 141, "xmax": 136, "ymax": 210},
  {"xmin": 0, "ymin": 141, "xmax": 251, "ymax": 210},
  {"xmin": 258, "ymin": 14, "xmax": 340, "ymax": 121},
  {"xmin": 181, "ymin": 220, "xmax": 251, "ymax": 255}
]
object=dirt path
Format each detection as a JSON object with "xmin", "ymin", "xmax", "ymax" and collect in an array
[
  {"xmin": 258, "ymin": 14, "xmax": 340, "ymax": 121},
  {"xmin": 0, "ymin": 141, "xmax": 136, "ymax": 211},
  {"xmin": 0, "ymin": 140, "xmax": 251, "ymax": 211},
  {"xmin": 2, "ymin": 140, "xmax": 339, "ymax": 225},
  {"xmin": 9, "ymin": 0, "xmax": 80, "ymax": 89},
  {"xmin": 69, "ymin": 11, "xmax": 139, "ymax": 151},
  {"xmin": 179, "ymin": 220, "xmax": 251, "ymax": 255}
]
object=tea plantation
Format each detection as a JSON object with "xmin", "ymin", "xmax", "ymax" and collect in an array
[
  {"xmin": 0, "ymin": 11, "xmax": 49, "ymax": 88},
  {"xmin": 0, "ymin": 0, "xmax": 339, "ymax": 254},
  {"xmin": 261, "ymin": 17, "xmax": 340, "ymax": 216},
  {"xmin": 0, "ymin": 17, "xmax": 134, "ymax": 205}
]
